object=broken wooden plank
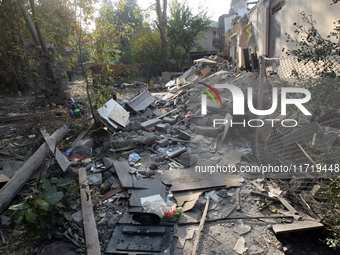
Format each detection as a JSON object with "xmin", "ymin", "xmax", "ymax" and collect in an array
[
  {"xmin": 250, "ymin": 191, "xmax": 280, "ymax": 202},
  {"xmin": 0, "ymin": 173, "xmax": 10, "ymax": 183},
  {"xmin": 0, "ymin": 114, "xmax": 37, "ymax": 123},
  {"xmin": 78, "ymin": 168, "xmax": 101, "ymax": 255},
  {"xmin": 112, "ymin": 160, "xmax": 134, "ymax": 188},
  {"xmin": 192, "ymin": 195, "xmax": 210, "ymax": 255},
  {"xmin": 100, "ymin": 187, "xmax": 125, "ymax": 202},
  {"xmin": 235, "ymin": 187, "xmax": 241, "ymax": 211},
  {"xmin": 40, "ymin": 129, "xmax": 70, "ymax": 172},
  {"xmin": 272, "ymin": 221, "xmax": 323, "ymax": 234},
  {"xmin": 179, "ymin": 214, "xmax": 293, "ymax": 226},
  {"xmin": 0, "ymin": 125, "xmax": 69, "ymax": 214},
  {"xmin": 277, "ymin": 195, "xmax": 299, "ymax": 215},
  {"xmin": 297, "ymin": 143, "xmax": 316, "ymax": 165},
  {"xmin": 196, "ymin": 67, "xmax": 211, "ymax": 77},
  {"xmin": 157, "ymin": 108, "xmax": 178, "ymax": 120}
]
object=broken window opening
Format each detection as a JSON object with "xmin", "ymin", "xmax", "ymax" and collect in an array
[{"xmin": 271, "ymin": 0, "xmax": 285, "ymax": 15}]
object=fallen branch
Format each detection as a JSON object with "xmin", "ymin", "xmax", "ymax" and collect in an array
[
  {"xmin": 0, "ymin": 125, "xmax": 69, "ymax": 214},
  {"xmin": 192, "ymin": 195, "xmax": 210, "ymax": 255}
]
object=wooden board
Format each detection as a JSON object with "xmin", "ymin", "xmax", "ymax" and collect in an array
[
  {"xmin": 40, "ymin": 129, "xmax": 70, "ymax": 172},
  {"xmin": 161, "ymin": 169, "xmax": 226, "ymax": 192},
  {"xmin": 109, "ymin": 104, "xmax": 129, "ymax": 127},
  {"xmin": 112, "ymin": 160, "xmax": 134, "ymax": 188},
  {"xmin": 272, "ymin": 221, "xmax": 323, "ymax": 234},
  {"xmin": 0, "ymin": 114, "xmax": 36, "ymax": 123},
  {"xmin": 0, "ymin": 125, "xmax": 69, "ymax": 214},
  {"xmin": 0, "ymin": 173, "xmax": 9, "ymax": 183},
  {"xmin": 78, "ymin": 168, "xmax": 101, "ymax": 255},
  {"xmin": 101, "ymin": 187, "xmax": 124, "ymax": 202}
]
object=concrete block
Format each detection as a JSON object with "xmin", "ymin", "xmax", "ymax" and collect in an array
[
  {"xmin": 178, "ymin": 129, "xmax": 191, "ymax": 140},
  {"xmin": 167, "ymin": 147, "xmax": 186, "ymax": 158},
  {"xmin": 141, "ymin": 118, "xmax": 162, "ymax": 130},
  {"xmin": 195, "ymin": 126, "xmax": 220, "ymax": 138},
  {"xmin": 157, "ymin": 138, "xmax": 169, "ymax": 147},
  {"xmin": 162, "ymin": 117, "xmax": 176, "ymax": 125},
  {"xmin": 155, "ymin": 124, "xmax": 169, "ymax": 133}
]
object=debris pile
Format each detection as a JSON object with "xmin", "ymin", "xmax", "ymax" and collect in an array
[{"xmin": 0, "ymin": 55, "xmax": 335, "ymax": 254}]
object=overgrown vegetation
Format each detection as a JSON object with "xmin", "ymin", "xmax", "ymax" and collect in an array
[
  {"xmin": 9, "ymin": 177, "xmax": 75, "ymax": 237},
  {"xmin": 286, "ymin": 9, "xmax": 340, "ymax": 110},
  {"xmin": 323, "ymin": 178, "xmax": 340, "ymax": 248}
]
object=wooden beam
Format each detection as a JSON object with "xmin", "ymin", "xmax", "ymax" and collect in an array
[
  {"xmin": 78, "ymin": 168, "xmax": 101, "ymax": 255},
  {"xmin": 178, "ymin": 215, "xmax": 294, "ymax": 226},
  {"xmin": 100, "ymin": 187, "xmax": 124, "ymax": 202},
  {"xmin": 192, "ymin": 195, "xmax": 210, "ymax": 255},
  {"xmin": 272, "ymin": 221, "xmax": 324, "ymax": 234},
  {"xmin": 0, "ymin": 125, "xmax": 69, "ymax": 214},
  {"xmin": 40, "ymin": 129, "xmax": 70, "ymax": 172}
]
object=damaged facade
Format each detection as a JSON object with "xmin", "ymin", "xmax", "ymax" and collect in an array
[{"xmin": 219, "ymin": 0, "xmax": 339, "ymax": 69}]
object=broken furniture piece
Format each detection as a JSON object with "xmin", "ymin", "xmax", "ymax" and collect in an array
[{"xmin": 105, "ymin": 224, "xmax": 174, "ymax": 254}]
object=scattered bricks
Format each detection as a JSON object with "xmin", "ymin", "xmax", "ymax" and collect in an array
[
  {"xmin": 167, "ymin": 147, "xmax": 186, "ymax": 158},
  {"xmin": 155, "ymin": 124, "xmax": 169, "ymax": 133},
  {"xmin": 147, "ymin": 127, "xmax": 155, "ymax": 132},
  {"xmin": 171, "ymin": 126, "xmax": 180, "ymax": 136},
  {"xmin": 137, "ymin": 116, "xmax": 148, "ymax": 122},
  {"xmin": 178, "ymin": 129, "xmax": 191, "ymax": 140},
  {"xmin": 141, "ymin": 118, "xmax": 162, "ymax": 130},
  {"xmin": 143, "ymin": 108, "xmax": 153, "ymax": 118},
  {"xmin": 162, "ymin": 117, "xmax": 177, "ymax": 125},
  {"xmin": 195, "ymin": 126, "xmax": 220, "ymax": 138},
  {"xmin": 157, "ymin": 138, "xmax": 169, "ymax": 147},
  {"xmin": 132, "ymin": 133, "xmax": 156, "ymax": 145}
]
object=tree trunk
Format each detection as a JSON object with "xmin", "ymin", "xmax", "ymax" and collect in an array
[
  {"xmin": 29, "ymin": 0, "xmax": 55, "ymax": 80},
  {"xmin": 155, "ymin": 0, "xmax": 170, "ymax": 71},
  {"xmin": 17, "ymin": 0, "xmax": 39, "ymax": 46}
]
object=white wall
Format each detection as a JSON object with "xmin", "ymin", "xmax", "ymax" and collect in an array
[
  {"xmin": 281, "ymin": 0, "xmax": 339, "ymax": 57},
  {"xmin": 224, "ymin": 15, "xmax": 237, "ymax": 33}
]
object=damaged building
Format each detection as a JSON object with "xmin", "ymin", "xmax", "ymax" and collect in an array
[{"xmin": 219, "ymin": 0, "xmax": 339, "ymax": 69}]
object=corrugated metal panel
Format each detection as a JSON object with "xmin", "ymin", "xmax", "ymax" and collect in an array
[{"xmin": 127, "ymin": 89, "xmax": 155, "ymax": 112}]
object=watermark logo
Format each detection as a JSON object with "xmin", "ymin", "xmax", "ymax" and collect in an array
[
  {"xmin": 200, "ymin": 83, "xmax": 311, "ymax": 116},
  {"xmin": 198, "ymin": 82, "xmax": 222, "ymax": 115},
  {"xmin": 199, "ymin": 83, "xmax": 312, "ymax": 128}
]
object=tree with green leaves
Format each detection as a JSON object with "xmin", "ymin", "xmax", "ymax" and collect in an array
[
  {"xmin": 167, "ymin": 0, "xmax": 211, "ymax": 71},
  {"xmin": 130, "ymin": 26, "xmax": 162, "ymax": 64},
  {"xmin": 0, "ymin": 0, "xmax": 96, "ymax": 95}
]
